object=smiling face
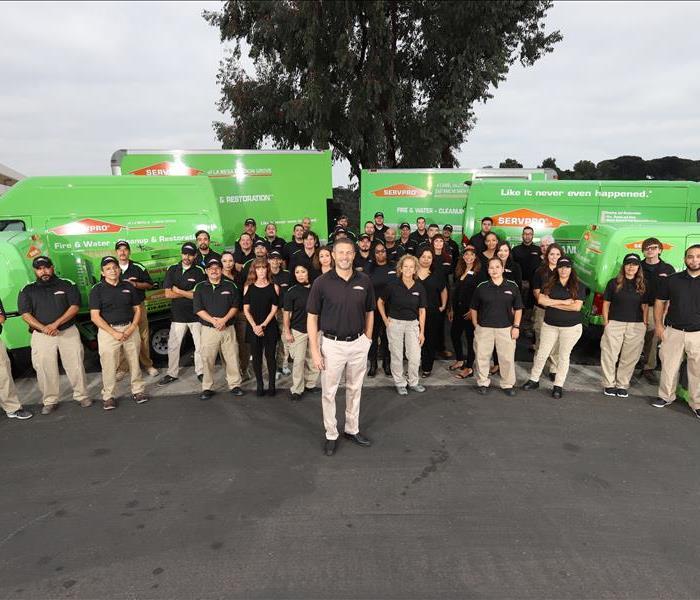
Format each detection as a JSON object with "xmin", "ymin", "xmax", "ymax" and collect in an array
[
  {"xmin": 400, "ymin": 257, "xmax": 417, "ymax": 279},
  {"xmin": 221, "ymin": 253, "xmax": 234, "ymax": 272},
  {"xmin": 206, "ymin": 264, "xmax": 221, "ymax": 282},
  {"xmin": 239, "ymin": 234, "xmax": 253, "ymax": 251},
  {"xmin": 319, "ymin": 249, "xmax": 332, "ymax": 267},
  {"xmin": 497, "ymin": 243, "xmax": 510, "ymax": 262},
  {"xmin": 547, "ymin": 247, "xmax": 562, "ymax": 268},
  {"xmin": 685, "ymin": 246, "xmax": 700, "ymax": 273},
  {"xmin": 116, "ymin": 246, "xmax": 130, "ymax": 262},
  {"xmin": 265, "ymin": 223, "xmax": 276, "ymax": 238},
  {"xmin": 418, "ymin": 249, "xmax": 433, "ymax": 269},
  {"xmin": 196, "ymin": 232, "xmax": 210, "ymax": 251},
  {"xmin": 294, "ymin": 225, "xmax": 304, "ymax": 241},
  {"xmin": 484, "ymin": 233, "xmax": 498, "ymax": 251},
  {"xmin": 624, "ymin": 262, "xmax": 639, "ymax": 278},
  {"xmin": 488, "ymin": 259, "xmax": 504, "ymax": 280},
  {"xmin": 332, "ymin": 240, "xmax": 355, "ymax": 270},
  {"xmin": 102, "ymin": 262, "xmax": 120, "ymax": 282},
  {"xmin": 522, "ymin": 228, "xmax": 534, "ymax": 244}
]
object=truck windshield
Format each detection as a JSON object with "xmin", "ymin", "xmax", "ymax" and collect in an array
[{"xmin": 0, "ymin": 220, "xmax": 25, "ymax": 231}]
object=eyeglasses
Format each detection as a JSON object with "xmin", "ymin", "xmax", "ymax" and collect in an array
[{"xmin": 644, "ymin": 245, "xmax": 659, "ymax": 251}]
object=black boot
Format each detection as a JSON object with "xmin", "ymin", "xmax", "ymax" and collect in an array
[
  {"xmin": 382, "ymin": 359, "xmax": 391, "ymax": 376},
  {"xmin": 268, "ymin": 378, "xmax": 276, "ymax": 396},
  {"xmin": 368, "ymin": 361, "xmax": 378, "ymax": 377},
  {"xmin": 256, "ymin": 378, "xmax": 265, "ymax": 396}
]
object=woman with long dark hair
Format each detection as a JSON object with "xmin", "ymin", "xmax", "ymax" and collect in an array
[
  {"xmin": 449, "ymin": 246, "xmax": 482, "ymax": 379},
  {"xmin": 523, "ymin": 256, "xmax": 586, "ymax": 399},
  {"xmin": 532, "ymin": 242, "xmax": 564, "ymax": 379},
  {"xmin": 479, "ymin": 232, "xmax": 500, "ymax": 268},
  {"xmin": 497, "ymin": 240, "xmax": 523, "ymax": 292},
  {"xmin": 243, "ymin": 258, "xmax": 280, "ymax": 396},
  {"xmin": 431, "ymin": 235, "xmax": 454, "ymax": 276},
  {"xmin": 316, "ymin": 246, "xmax": 335, "ymax": 275},
  {"xmin": 368, "ymin": 242, "xmax": 396, "ymax": 377},
  {"xmin": 416, "ymin": 247, "xmax": 448, "ymax": 377},
  {"xmin": 600, "ymin": 253, "xmax": 648, "ymax": 397}
]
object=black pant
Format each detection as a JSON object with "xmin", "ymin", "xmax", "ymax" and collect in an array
[
  {"xmin": 450, "ymin": 317, "xmax": 475, "ymax": 368},
  {"xmin": 421, "ymin": 309, "xmax": 442, "ymax": 372},
  {"xmin": 369, "ymin": 311, "xmax": 389, "ymax": 364},
  {"xmin": 249, "ymin": 331, "xmax": 277, "ymax": 389}
]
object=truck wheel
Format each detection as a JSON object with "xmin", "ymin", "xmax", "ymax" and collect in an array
[{"xmin": 150, "ymin": 324, "xmax": 171, "ymax": 364}]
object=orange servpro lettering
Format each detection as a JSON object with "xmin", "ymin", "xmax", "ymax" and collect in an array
[
  {"xmin": 371, "ymin": 184, "xmax": 430, "ymax": 198},
  {"xmin": 625, "ymin": 240, "xmax": 674, "ymax": 250},
  {"xmin": 129, "ymin": 162, "xmax": 203, "ymax": 176},
  {"xmin": 491, "ymin": 208, "xmax": 568, "ymax": 229}
]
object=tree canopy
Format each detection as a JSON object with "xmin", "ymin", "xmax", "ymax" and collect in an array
[{"xmin": 205, "ymin": 1, "xmax": 561, "ymax": 180}]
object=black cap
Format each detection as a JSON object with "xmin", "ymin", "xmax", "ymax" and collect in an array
[
  {"xmin": 443, "ymin": 224, "xmax": 453, "ymax": 231},
  {"xmin": 245, "ymin": 218, "xmax": 256, "ymax": 226},
  {"xmin": 428, "ymin": 223, "xmax": 439, "ymax": 229},
  {"xmin": 205, "ymin": 257, "xmax": 223, "ymax": 268},
  {"xmin": 269, "ymin": 250, "xmax": 282, "ymax": 259},
  {"xmin": 556, "ymin": 257, "xmax": 573, "ymax": 269},
  {"xmin": 358, "ymin": 233, "xmax": 371, "ymax": 241},
  {"xmin": 101, "ymin": 256, "xmax": 118, "ymax": 268},
  {"xmin": 623, "ymin": 253, "xmax": 641, "ymax": 265},
  {"xmin": 32, "ymin": 255, "xmax": 53, "ymax": 268},
  {"xmin": 374, "ymin": 211, "xmax": 384, "ymax": 218},
  {"xmin": 181, "ymin": 242, "xmax": 197, "ymax": 255},
  {"xmin": 115, "ymin": 239, "xmax": 130, "ymax": 250},
  {"xmin": 254, "ymin": 239, "xmax": 267, "ymax": 248},
  {"xmin": 399, "ymin": 222, "xmax": 411, "ymax": 230},
  {"xmin": 334, "ymin": 227, "xmax": 347, "ymax": 235}
]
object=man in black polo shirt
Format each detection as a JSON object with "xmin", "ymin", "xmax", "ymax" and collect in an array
[
  {"xmin": 234, "ymin": 233, "xmax": 255, "ymax": 273},
  {"xmin": 409, "ymin": 217, "xmax": 429, "ymax": 252},
  {"xmin": 353, "ymin": 234, "xmax": 374, "ymax": 272},
  {"xmin": 652, "ymin": 244, "xmax": 700, "ymax": 417},
  {"xmin": 240, "ymin": 218, "xmax": 265, "ymax": 246},
  {"xmin": 308, "ymin": 238, "xmax": 376, "ymax": 456},
  {"xmin": 18, "ymin": 255, "xmax": 90, "ymax": 414},
  {"xmin": 114, "ymin": 240, "xmax": 158, "ymax": 378},
  {"xmin": 241, "ymin": 240, "xmax": 269, "ymax": 282},
  {"xmin": 89, "ymin": 256, "xmax": 148, "ymax": 410},
  {"xmin": 263, "ymin": 223, "xmax": 286, "ymax": 255},
  {"xmin": 194, "ymin": 229, "xmax": 222, "ymax": 269},
  {"xmin": 384, "ymin": 227, "xmax": 405, "ymax": 263},
  {"xmin": 469, "ymin": 217, "xmax": 493, "ymax": 254},
  {"xmin": 193, "ymin": 257, "xmax": 245, "ymax": 400},
  {"xmin": 512, "ymin": 226, "xmax": 542, "ymax": 334},
  {"xmin": 373, "ymin": 212, "xmax": 388, "ymax": 241},
  {"xmin": 158, "ymin": 242, "xmax": 207, "ymax": 386},
  {"xmin": 398, "ymin": 222, "xmax": 415, "ymax": 256},
  {"xmin": 442, "ymin": 225, "xmax": 460, "ymax": 268},
  {"xmin": 283, "ymin": 224, "xmax": 305, "ymax": 265}
]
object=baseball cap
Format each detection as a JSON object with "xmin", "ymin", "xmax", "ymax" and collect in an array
[
  {"xmin": 32, "ymin": 256, "xmax": 53, "ymax": 268},
  {"xmin": 556, "ymin": 257, "xmax": 573, "ymax": 269},
  {"xmin": 443, "ymin": 224, "xmax": 453, "ymax": 231},
  {"xmin": 101, "ymin": 256, "xmax": 118, "ymax": 268},
  {"xmin": 115, "ymin": 240, "xmax": 130, "ymax": 250},
  {"xmin": 374, "ymin": 211, "xmax": 384, "ymax": 218},
  {"xmin": 269, "ymin": 250, "xmax": 282, "ymax": 259},
  {"xmin": 181, "ymin": 242, "xmax": 197, "ymax": 255},
  {"xmin": 205, "ymin": 257, "xmax": 223, "ymax": 268},
  {"xmin": 399, "ymin": 222, "xmax": 411, "ymax": 230},
  {"xmin": 245, "ymin": 218, "xmax": 256, "ymax": 226},
  {"xmin": 358, "ymin": 233, "xmax": 371, "ymax": 241},
  {"xmin": 623, "ymin": 253, "xmax": 641, "ymax": 265},
  {"xmin": 254, "ymin": 239, "xmax": 267, "ymax": 248},
  {"xmin": 428, "ymin": 223, "xmax": 439, "ymax": 229}
]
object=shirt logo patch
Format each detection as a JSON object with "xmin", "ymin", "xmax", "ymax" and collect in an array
[
  {"xmin": 221, "ymin": 291, "xmax": 231, "ymax": 295},
  {"xmin": 504, "ymin": 290, "xmax": 513, "ymax": 295},
  {"xmin": 352, "ymin": 286, "xmax": 365, "ymax": 290},
  {"xmin": 187, "ymin": 278, "xmax": 196, "ymax": 282},
  {"xmin": 388, "ymin": 271, "xmax": 396, "ymax": 275},
  {"xmin": 121, "ymin": 289, "xmax": 131, "ymax": 294},
  {"xmin": 412, "ymin": 291, "xmax": 420, "ymax": 296},
  {"xmin": 53, "ymin": 290, "xmax": 66, "ymax": 295}
]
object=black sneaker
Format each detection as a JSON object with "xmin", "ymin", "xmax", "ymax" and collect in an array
[
  {"xmin": 694, "ymin": 409, "xmax": 700, "ymax": 420},
  {"xmin": 503, "ymin": 388, "xmax": 516, "ymax": 397},
  {"xmin": 604, "ymin": 387, "xmax": 617, "ymax": 396},
  {"xmin": 197, "ymin": 374, "xmax": 204, "ymax": 382},
  {"xmin": 324, "ymin": 439, "xmax": 337, "ymax": 456},
  {"xmin": 522, "ymin": 380, "xmax": 539, "ymax": 391},
  {"xmin": 6, "ymin": 408, "xmax": 33, "ymax": 420},
  {"xmin": 304, "ymin": 387, "xmax": 319, "ymax": 394},
  {"xmin": 651, "ymin": 398, "xmax": 669, "ymax": 408},
  {"xmin": 476, "ymin": 386, "xmax": 489, "ymax": 395},
  {"xmin": 616, "ymin": 388, "xmax": 629, "ymax": 398},
  {"xmin": 289, "ymin": 393, "xmax": 302, "ymax": 402},
  {"xmin": 200, "ymin": 389, "xmax": 216, "ymax": 401},
  {"xmin": 552, "ymin": 386, "xmax": 563, "ymax": 399},
  {"xmin": 230, "ymin": 387, "xmax": 244, "ymax": 396},
  {"xmin": 158, "ymin": 375, "xmax": 178, "ymax": 386},
  {"xmin": 132, "ymin": 393, "xmax": 150, "ymax": 404}
]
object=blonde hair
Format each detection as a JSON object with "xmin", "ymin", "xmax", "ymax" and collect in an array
[{"xmin": 396, "ymin": 254, "xmax": 419, "ymax": 280}]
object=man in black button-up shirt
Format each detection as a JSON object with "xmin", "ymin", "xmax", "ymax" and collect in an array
[
  {"xmin": 653, "ymin": 245, "xmax": 700, "ymax": 416},
  {"xmin": 308, "ymin": 238, "xmax": 376, "ymax": 456},
  {"xmin": 18, "ymin": 255, "xmax": 90, "ymax": 413}
]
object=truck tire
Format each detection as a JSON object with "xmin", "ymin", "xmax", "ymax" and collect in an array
[{"xmin": 149, "ymin": 321, "xmax": 171, "ymax": 365}]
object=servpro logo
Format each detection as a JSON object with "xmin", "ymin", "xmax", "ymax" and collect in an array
[
  {"xmin": 129, "ymin": 162, "xmax": 203, "ymax": 176},
  {"xmin": 491, "ymin": 209, "xmax": 568, "ymax": 229},
  {"xmin": 371, "ymin": 184, "xmax": 430, "ymax": 198},
  {"xmin": 625, "ymin": 240, "xmax": 674, "ymax": 250},
  {"xmin": 49, "ymin": 219, "xmax": 124, "ymax": 236}
]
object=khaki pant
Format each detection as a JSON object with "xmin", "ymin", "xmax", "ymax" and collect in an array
[
  {"xmin": 0, "ymin": 339, "xmax": 21, "ymax": 414},
  {"xmin": 600, "ymin": 320, "xmax": 646, "ymax": 389},
  {"xmin": 530, "ymin": 323, "xmax": 582, "ymax": 387},
  {"xmin": 200, "ymin": 325, "xmax": 242, "ymax": 391},
  {"xmin": 288, "ymin": 329, "xmax": 319, "ymax": 394},
  {"xmin": 386, "ymin": 319, "xmax": 421, "ymax": 388},
  {"xmin": 98, "ymin": 325, "xmax": 145, "ymax": 401},
  {"xmin": 658, "ymin": 326, "xmax": 700, "ymax": 410},
  {"xmin": 167, "ymin": 321, "xmax": 203, "ymax": 378},
  {"xmin": 276, "ymin": 312, "xmax": 290, "ymax": 370},
  {"xmin": 320, "ymin": 334, "xmax": 372, "ymax": 440},
  {"xmin": 234, "ymin": 312, "xmax": 250, "ymax": 377},
  {"xmin": 533, "ymin": 306, "xmax": 559, "ymax": 374},
  {"xmin": 118, "ymin": 302, "xmax": 153, "ymax": 372},
  {"xmin": 642, "ymin": 306, "xmax": 659, "ymax": 371},
  {"xmin": 474, "ymin": 325, "xmax": 516, "ymax": 388},
  {"xmin": 31, "ymin": 326, "xmax": 89, "ymax": 406}
]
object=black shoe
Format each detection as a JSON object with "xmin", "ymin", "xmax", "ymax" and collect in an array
[
  {"xmin": 548, "ymin": 373, "xmax": 556, "ymax": 382},
  {"xmin": 503, "ymin": 388, "xmax": 516, "ymax": 397},
  {"xmin": 229, "ymin": 387, "xmax": 244, "ymax": 396},
  {"xmin": 616, "ymin": 388, "xmax": 629, "ymax": 398},
  {"xmin": 197, "ymin": 374, "xmax": 204, "ymax": 383},
  {"xmin": 324, "ymin": 439, "xmax": 337, "ymax": 456},
  {"xmin": 552, "ymin": 386, "xmax": 563, "ymax": 399},
  {"xmin": 383, "ymin": 361, "xmax": 392, "ymax": 376},
  {"xmin": 651, "ymin": 397, "xmax": 670, "ymax": 408},
  {"xmin": 6, "ymin": 408, "xmax": 33, "ymax": 420},
  {"xmin": 304, "ymin": 387, "xmax": 319, "ymax": 394},
  {"xmin": 476, "ymin": 386, "xmax": 489, "ymax": 395},
  {"xmin": 200, "ymin": 389, "xmax": 216, "ymax": 401},
  {"xmin": 157, "ymin": 375, "xmax": 178, "ymax": 386},
  {"xmin": 256, "ymin": 385, "xmax": 265, "ymax": 397},
  {"xmin": 343, "ymin": 432, "xmax": 372, "ymax": 447},
  {"xmin": 368, "ymin": 362, "xmax": 377, "ymax": 377},
  {"xmin": 267, "ymin": 387, "xmax": 277, "ymax": 397},
  {"xmin": 522, "ymin": 380, "xmax": 539, "ymax": 391},
  {"xmin": 604, "ymin": 387, "xmax": 617, "ymax": 396},
  {"xmin": 289, "ymin": 393, "xmax": 302, "ymax": 402}
]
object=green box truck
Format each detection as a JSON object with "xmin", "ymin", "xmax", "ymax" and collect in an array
[
  {"xmin": 0, "ymin": 176, "xmax": 224, "ymax": 359},
  {"xmin": 111, "ymin": 149, "xmax": 333, "ymax": 246}
]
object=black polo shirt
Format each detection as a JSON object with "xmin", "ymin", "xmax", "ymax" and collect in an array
[
  {"xmin": 418, "ymin": 269, "xmax": 447, "ymax": 312},
  {"xmin": 382, "ymin": 278, "xmax": 427, "ymax": 321},
  {"xmin": 234, "ymin": 247, "xmax": 254, "ymax": 266},
  {"xmin": 272, "ymin": 269, "xmax": 293, "ymax": 304},
  {"xmin": 657, "ymin": 270, "xmax": 700, "ymax": 330},
  {"xmin": 369, "ymin": 263, "xmax": 397, "ymax": 302},
  {"xmin": 385, "ymin": 243, "xmax": 405, "ymax": 263},
  {"xmin": 353, "ymin": 252, "xmax": 374, "ymax": 273},
  {"xmin": 642, "ymin": 259, "xmax": 675, "ymax": 306},
  {"xmin": 118, "ymin": 260, "xmax": 152, "ymax": 304},
  {"xmin": 89, "ymin": 280, "xmax": 140, "ymax": 325},
  {"xmin": 408, "ymin": 231, "xmax": 429, "ymax": 254},
  {"xmin": 18, "ymin": 276, "xmax": 81, "ymax": 330},
  {"xmin": 543, "ymin": 281, "xmax": 586, "ymax": 327},
  {"xmin": 264, "ymin": 236, "xmax": 286, "ymax": 255},
  {"xmin": 307, "ymin": 270, "xmax": 376, "ymax": 338},
  {"xmin": 470, "ymin": 279, "xmax": 523, "ymax": 328},
  {"xmin": 283, "ymin": 284, "xmax": 311, "ymax": 333},
  {"xmin": 192, "ymin": 279, "xmax": 240, "ymax": 327},
  {"xmin": 163, "ymin": 263, "xmax": 207, "ymax": 323},
  {"xmin": 194, "ymin": 249, "xmax": 222, "ymax": 270},
  {"xmin": 283, "ymin": 240, "xmax": 304, "ymax": 263},
  {"xmin": 532, "ymin": 265, "xmax": 555, "ymax": 292},
  {"xmin": 373, "ymin": 223, "xmax": 387, "ymax": 241},
  {"xmin": 289, "ymin": 249, "xmax": 317, "ymax": 280},
  {"xmin": 399, "ymin": 238, "xmax": 416, "ymax": 256},
  {"xmin": 512, "ymin": 243, "xmax": 542, "ymax": 282},
  {"xmin": 603, "ymin": 278, "xmax": 647, "ymax": 323},
  {"xmin": 469, "ymin": 231, "xmax": 487, "ymax": 254}
]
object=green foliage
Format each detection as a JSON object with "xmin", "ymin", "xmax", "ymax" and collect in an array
[
  {"xmin": 547, "ymin": 156, "xmax": 700, "ymax": 181},
  {"xmin": 204, "ymin": 1, "xmax": 561, "ymax": 180},
  {"xmin": 499, "ymin": 158, "xmax": 523, "ymax": 168}
]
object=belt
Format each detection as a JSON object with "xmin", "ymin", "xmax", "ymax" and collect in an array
[
  {"xmin": 323, "ymin": 332, "xmax": 363, "ymax": 342},
  {"xmin": 109, "ymin": 322, "xmax": 131, "ymax": 328},
  {"xmin": 670, "ymin": 325, "xmax": 700, "ymax": 333}
]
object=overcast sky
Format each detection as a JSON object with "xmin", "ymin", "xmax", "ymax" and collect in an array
[{"xmin": 2, "ymin": 1, "xmax": 699, "ymax": 186}]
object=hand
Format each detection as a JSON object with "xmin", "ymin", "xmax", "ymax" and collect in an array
[
  {"xmin": 418, "ymin": 332, "xmax": 425, "ymax": 346},
  {"xmin": 438, "ymin": 305, "xmax": 446, "ymax": 313},
  {"xmin": 43, "ymin": 323, "xmax": 59, "ymax": 336},
  {"xmin": 254, "ymin": 324, "xmax": 264, "ymax": 337},
  {"xmin": 447, "ymin": 309, "xmax": 453, "ymax": 322},
  {"xmin": 511, "ymin": 327, "xmax": 520, "ymax": 340},
  {"xmin": 212, "ymin": 317, "xmax": 226, "ymax": 331},
  {"xmin": 312, "ymin": 352, "xmax": 325, "ymax": 371},
  {"xmin": 122, "ymin": 326, "xmax": 135, "ymax": 340},
  {"xmin": 655, "ymin": 325, "xmax": 665, "ymax": 341},
  {"xmin": 285, "ymin": 332, "xmax": 295, "ymax": 344},
  {"xmin": 112, "ymin": 330, "xmax": 125, "ymax": 342},
  {"xmin": 602, "ymin": 319, "xmax": 608, "ymax": 327},
  {"xmin": 126, "ymin": 277, "xmax": 139, "ymax": 287},
  {"xmin": 384, "ymin": 318, "xmax": 391, "ymax": 328}
]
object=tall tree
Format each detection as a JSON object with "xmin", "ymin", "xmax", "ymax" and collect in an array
[
  {"xmin": 205, "ymin": 1, "xmax": 561, "ymax": 180},
  {"xmin": 499, "ymin": 158, "xmax": 523, "ymax": 168}
]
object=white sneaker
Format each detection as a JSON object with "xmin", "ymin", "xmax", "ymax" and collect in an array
[
  {"xmin": 281, "ymin": 366, "xmax": 291, "ymax": 376},
  {"xmin": 147, "ymin": 367, "xmax": 159, "ymax": 377}
]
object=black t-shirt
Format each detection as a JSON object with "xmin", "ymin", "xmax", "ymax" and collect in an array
[
  {"xmin": 119, "ymin": 261, "xmax": 152, "ymax": 304},
  {"xmin": 400, "ymin": 238, "xmax": 418, "ymax": 257},
  {"xmin": 353, "ymin": 252, "xmax": 374, "ymax": 273},
  {"xmin": 657, "ymin": 270, "xmax": 700, "ymax": 330},
  {"xmin": 234, "ymin": 247, "xmax": 254, "ymax": 266},
  {"xmin": 532, "ymin": 265, "xmax": 555, "ymax": 292},
  {"xmin": 451, "ymin": 270, "xmax": 482, "ymax": 315},
  {"xmin": 382, "ymin": 278, "xmax": 427, "ymax": 321},
  {"xmin": 243, "ymin": 283, "xmax": 279, "ymax": 325},
  {"xmin": 373, "ymin": 224, "xmax": 388, "ymax": 241},
  {"xmin": 369, "ymin": 263, "xmax": 397, "ymax": 301},
  {"xmin": 283, "ymin": 284, "xmax": 311, "ymax": 333},
  {"xmin": 264, "ymin": 236, "xmax": 286, "ymax": 255},
  {"xmin": 470, "ymin": 279, "xmax": 523, "ymax": 328},
  {"xmin": 307, "ymin": 270, "xmax": 376, "ymax": 338},
  {"xmin": 641, "ymin": 259, "xmax": 675, "ymax": 306},
  {"xmin": 512, "ymin": 243, "xmax": 542, "ymax": 282},
  {"xmin": 408, "ymin": 231, "xmax": 429, "ymax": 254},
  {"xmin": 283, "ymin": 240, "xmax": 304, "ymax": 263},
  {"xmin": 503, "ymin": 260, "xmax": 523, "ymax": 292},
  {"xmin": 385, "ymin": 243, "xmax": 405, "ymax": 263},
  {"xmin": 271, "ymin": 269, "xmax": 292, "ymax": 305},
  {"xmin": 163, "ymin": 263, "xmax": 207, "ymax": 323},
  {"xmin": 18, "ymin": 276, "xmax": 81, "ymax": 330},
  {"xmin": 289, "ymin": 249, "xmax": 318, "ymax": 283},
  {"xmin": 543, "ymin": 281, "xmax": 586, "ymax": 327},
  {"xmin": 193, "ymin": 279, "xmax": 240, "ymax": 327},
  {"xmin": 434, "ymin": 251, "xmax": 454, "ymax": 275},
  {"xmin": 417, "ymin": 269, "xmax": 447, "ymax": 312},
  {"xmin": 89, "ymin": 280, "xmax": 140, "ymax": 325},
  {"xmin": 194, "ymin": 249, "xmax": 222, "ymax": 270},
  {"xmin": 603, "ymin": 278, "xmax": 647, "ymax": 323}
]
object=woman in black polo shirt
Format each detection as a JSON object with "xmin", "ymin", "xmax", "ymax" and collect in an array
[
  {"xmin": 479, "ymin": 232, "xmax": 500, "ymax": 268},
  {"xmin": 317, "ymin": 246, "xmax": 334, "ymax": 275},
  {"xmin": 431, "ymin": 235, "xmax": 454, "ymax": 276},
  {"xmin": 449, "ymin": 245, "xmax": 482, "ymax": 379},
  {"xmin": 377, "ymin": 254, "xmax": 427, "ymax": 395},
  {"xmin": 600, "ymin": 253, "xmax": 648, "ymax": 398},
  {"xmin": 524, "ymin": 257, "xmax": 585, "ymax": 399},
  {"xmin": 531, "ymin": 242, "xmax": 564, "ymax": 378},
  {"xmin": 368, "ymin": 242, "xmax": 396, "ymax": 377},
  {"xmin": 221, "ymin": 251, "xmax": 236, "ymax": 282},
  {"xmin": 497, "ymin": 241, "xmax": 523, "ymax": 291},
  {"xmin": 416, "ymin": 247, "xmax": 448, "ymax": 377}
]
